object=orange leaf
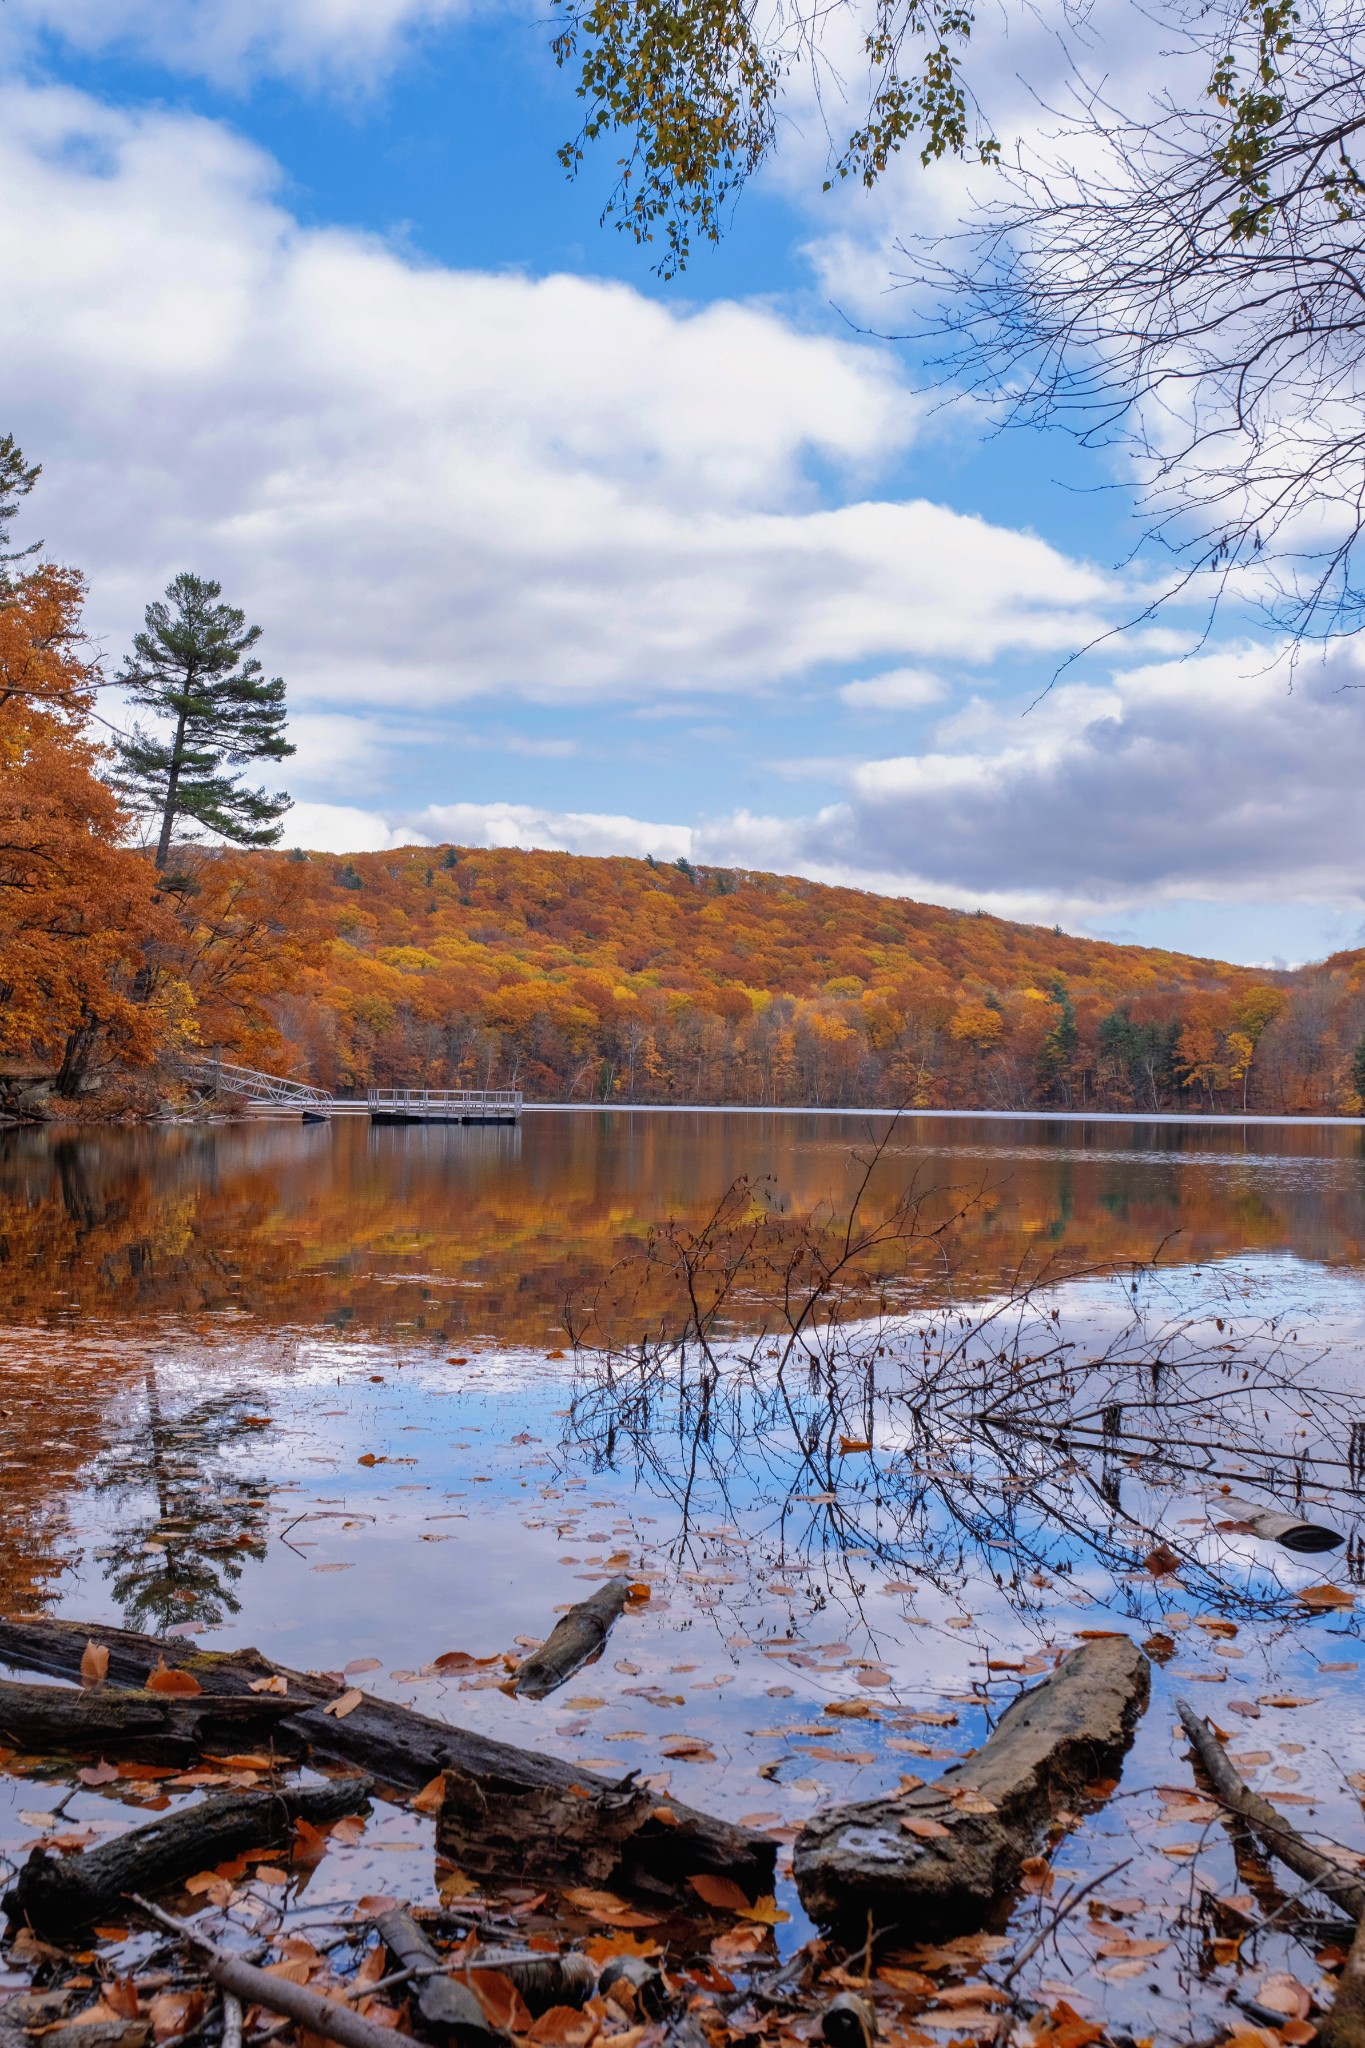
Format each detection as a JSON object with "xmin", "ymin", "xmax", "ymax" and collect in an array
[
  {"xmin": 526, "ymin": 2007, "xmax": 598, "ymax": 2047},
  {"xmin": 322, "ymin": 1688, "xmax": 364, "ymax": 1718},
  {"xmin": 145, "ymin": 1659, "xmax": 201, "ymax": 1697},
  {"xmin": 292, "ymin": 1819, "xmax": 331, "ymax": 1869},
  {"xmin": 77, "ymin": 1760, "xmax": 118, "ymax": 1787},
  {"xmin": 688, "ymin": 1873, "xmax": 751, "ymax": 1913},
  {"xmin": 410, "ymin": 1773, "xmax": 446, "ymax": 1816},
  {"xmin": 456, "ymin": 1971, "xmax": 532, "ymax": 2034},
  {"xmin": 249, "ymin": 1675, "xmax": 288, "ymax": 1695},
  {"xmin": 104, "ymin": 1979, "xmax": 140, "ymax": 2020},
  {"xmin": 79, "ymin": 1642, "xmax": 109, "ymax": 1689},
  {"xmin": 901, "ymin": 1817, "xmax": 951, "ymax": 1840}
]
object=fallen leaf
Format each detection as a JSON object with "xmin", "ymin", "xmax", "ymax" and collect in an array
[
  {"xmin": 902, "ymin": 1818, "xmax": 952, "ymax": 1839},
  {"xmin": 331, "ymin": 1814, "xmax": 366, "ymax": 1846},
  {"xmin": 1297, "ymin": 1585, "xmax": 1355, "ymax": 1611},
  {"xmin": 436, "ymin": 1867, "xmax": 481, "ymax": 1900},
  {"xmin": 145, "ymin": 1660, "xmax": 201, "ymax": 1698},
  {"xmin": 249, "ymin": 1676, "xmax": 287, "ymax": 1696},
  {"xmin": 104, "ymin": 1980, "xmax": 140, "ymax": 2020},
  {"xmin": 345, "ymin": 1658, "xmax": 382, "ymax": 1675},
  {"xmin": 839, "ymin": 1438, "xmax": 872, "ymax": 1454},
  {"xmin": 660, "ymin": 1737, "xmax": 715, "ymax": 1760},
  {"xmin": 354, "ymin": 1894, "xmax": 400, "ymax": 1916},
  {"xmin": 77, "ymin": 1761, "xmax": 118, "ymax": 1787},
  {"xmin": 1256, "ymin": 1973, "xmax": 1312, "ymax": 2021},
  {"xmin": 322, "ymin": 1688, "xmax": 364, "ymax": 1719},
  {"xmin": 79, "ymin": 1642, "xmax": 109, "ymax": 1689},
  {"xmin": 581, "ymin": 1933, "xmax": 660, "ymax": 1964},
  {"xmin": 712, "ymin": 1927, "xmax": 769, "ymax": 1966},
  {"xmin": 1257, "ymin": 1695, "xmax": 1319, "ymax": 1709},
  {"xmin": 526, "ymin": 2007, "xmax": 598, "ymax": 2047},
  {"xmin": 1091, "ymin": 1934, "xmax": 1168, "ymax": 1960},
  {"xmin": 1019, "ymin": 1855, "xmax": 1054, "ymax": 1896},
  {"xmin": 876, "ymin": 1969, "xmax": 935, "ymax": 2000},
  {"xmin": 625, "ymin": 1583, "xmax": 651, "ymax": 1602},
  {"xmin": 930, "ymin": 1986, "xmax": 1010, "ymax": 2009},
  {"xmin": 291, "ymin": 1819, "xmax": 330, "ymax": 1869},
  {"xmin": 824, "ymin": 1701, "xmax": 873, "ymax": 1719},
  {"xmin": 149, "ymin": 1991, "xmax": 204, "ymax": 2044},
  {"xmin": 1142, "ymin": 1544, "xmax": 1182, "ymax": 1576},
  {"xmin": 456, "ymin": 1971, "xmax": 533, "ymax": 2034},
  {"xmin": 410, "ymin": 1774, "xmax": 446, "ymax": 1816},
  {"xmin": 736, "ymin": 1894, "xmax": 790, "ymax": 1926}
]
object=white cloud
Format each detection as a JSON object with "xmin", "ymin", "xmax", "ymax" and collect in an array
[
  {"xmin": 840, "ymin": 666, "xmax": 946, "ymax": 709},
  {"xmin": 409, "ymin": 802, "xmax": 692, "ymax": 861},
  {"xmin": 0, "ymin": 0, "xmax": 474, "ymax": 86},
  {"xmin": 0, "ymin": 84, "xmax": 1122, "ymax": 723},
  {"xmin": 285, "ymin": 801, "xmax": 415, "ymax": 852}
]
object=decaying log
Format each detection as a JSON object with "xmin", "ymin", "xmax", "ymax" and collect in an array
[
  {"xmin": 511, "ymin": 1580, "xmax": 632, "ymax": 1700},
  {"xmin": 5, "ymin": 1777, "xmax": 372, "ymax": 1938},
  {"xmin": 461, "ymin": 1954, "xmax": 596, "ymax": 2013},
  {"xmin": 435, "ymin": 1757, "xmax": 711, "ymax": 1895},
  {"xmin": 821, "ymin": 1994, "xmax": 876, "ymax": 2048},
  {"xmin": 1176, "ymin": 1700, "xmax": 1365, "ymax": 1918},
  {"xmin": 1318, "ymin": 1903, "xmax": 1365, "ymax": 2048},
  {"xmin": 1216, "ymin": 1495, "xmax": 1343, "ymax": 1554},
  {"xmin": 794, "ymin": 1636, "xmax": 1150, "ymax": 1935},
  {"xmin": 0, "ymin": 1617, "xmax": 772, "ymax": 1907},
  {"xmin": 373, "ymin": 1908, "xmax": 496, "ymax": 2044},
  {"xmin": 0, "ymin": 1679, "xmax": 298, "ymax": 1758}
]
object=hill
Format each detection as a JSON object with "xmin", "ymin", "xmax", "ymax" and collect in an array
[{"xmin": 253, "ymin": 843, "xmax": 1355, "ymax": 1114}]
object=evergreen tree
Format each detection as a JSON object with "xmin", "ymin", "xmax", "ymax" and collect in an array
[
  {"xmin": 1352, "ymin": 1031, "xmax": 1365, "ymax": 1108},
  {"xmin": 0, "ymin": 432, "xmax": 41, "ymax": 583},
  {"xmin": 115, "ymin": 573, "xmax": 294, "ymax": 869}
]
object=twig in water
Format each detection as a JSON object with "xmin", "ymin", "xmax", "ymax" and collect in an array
[{"xmin": 1000, "ymin": 1858, "xmax": 1134, "ymax": 1988}]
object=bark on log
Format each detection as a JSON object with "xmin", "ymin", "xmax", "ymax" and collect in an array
[
  {"xmin": 0, "ymin": 1618, "xmax": 772, "ymax": 1907},
  {"xmin": 793, "ymin": 1636, "xmax": 1150, "ymax": 1936},
  {"xmin": 511, "ymin": 1581, "xmax": 632, "ymax": 1700},
  {"xmin": 435, "ymin": 1759, "xmax": 710, "ymax": 1894},
  {"xmin": 1318, "ymin": 1904, "xmax": 1365, "ymax": 2048},
  {"xmin": 1217, "ymin": 1496, "xmax": 1343, "ymax": 1554},
  {"xmin": 0, "ymin": 1679, "xmax": 299, "ymax": 1758},
  {"xmin": 1176, "ymin": 1699, "xmax": 1365, "ymax": 1918},
  {"xmin": 373, "ymin": 1908, "xmax": 497, "ymax": 2044},
  {"xmin": 4, "ymin": 1777, "xmax": 372, "ymax": 1938}
]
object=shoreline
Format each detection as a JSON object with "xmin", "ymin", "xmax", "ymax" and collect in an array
[{"xmin": 521, "ymin": 1102, "xmax": 1365, "ymax": 1127}]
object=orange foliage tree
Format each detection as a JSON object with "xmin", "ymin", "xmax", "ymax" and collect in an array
[{"xmin": 0, "ymin": 564, "xmax": 172, "ymax": 1094}]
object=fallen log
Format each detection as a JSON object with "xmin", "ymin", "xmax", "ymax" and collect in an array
[
  {"xmin": 0, "ymin": 1679, "xmax": 299, "ymax": 1758},
  {"xmin": 373, "ymin": 1908, "xmax": 497, "ymax": 2044},
  {"xmin": 435, "ymin": 1757, "xmax": 703, "ymax": 1892},
  {"xmin": 0, "ymin": 1617, "xmax": 772, "ymax": 1907},
  {"xmin": 511, "ymin": 1580, "xmax": 633, "ymax": 1700},
  {"xmin": 793, "ymin": 1636, "xmax": 1149, "ymax": 1935},
  {"xmin": 1176, "ymin": 1699, "xmax": 1365, "ymax": 1918},
  {"xmin": 5, "ymin": 1777, "xmax": 372, "ymax": 1939},
  {"xmin": 1216, "ymin": 1496, "xmax": 1343, "ymax": 1554},
  {"xmin": 1318, "ymin": 1903, "xmax": 1365, "ymax": 2048}
]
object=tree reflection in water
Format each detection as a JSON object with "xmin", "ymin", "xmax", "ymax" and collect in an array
[{"xmin": 91, "ymin": 1369, "xmax": 275, "ymax": 1634}]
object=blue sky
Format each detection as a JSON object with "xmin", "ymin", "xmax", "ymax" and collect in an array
[{"xmin": 4, "ymin": 0, "xmax": 1364, "ymax": 967}]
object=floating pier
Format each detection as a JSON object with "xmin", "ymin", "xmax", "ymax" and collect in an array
[
  {"xmin": 366, "ymin": 1087, "xmax": 522, "ymax": 1125},
  {"xmin": 185, "ymin": 1059, "xmax": 522, "ymax": 1124}
]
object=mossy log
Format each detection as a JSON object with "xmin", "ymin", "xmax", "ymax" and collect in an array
[
  {"xmin": 4, "ymin": 1777, "xmax": 371, "ymax": 1938},
  {"xmin": 0, "ymin": 1617, "xmax": 774, "ymax": 1907},
  {"xmin": 794, "ymin": 1636, "xmax": 1150, "ymax": 1935}
]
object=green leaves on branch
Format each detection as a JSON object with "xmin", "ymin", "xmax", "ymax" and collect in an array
[{"xmin": 550, "ymin": 0, "xmax": 993, "ymax": 270}]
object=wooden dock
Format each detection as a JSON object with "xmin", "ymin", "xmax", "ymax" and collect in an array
[{"xmin": 186, "ymin": 1060, "xmax": 522, "ymax": 1124}]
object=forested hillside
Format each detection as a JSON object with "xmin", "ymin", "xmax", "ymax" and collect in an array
[{"xmin": 256, "ymin": 843, "xmax": 1359, "ymax": 1115}]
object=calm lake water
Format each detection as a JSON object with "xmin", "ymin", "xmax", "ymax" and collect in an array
[{"xmin": 3, "ymin": 1111, "xmax": 1365, "ymax": 2038}]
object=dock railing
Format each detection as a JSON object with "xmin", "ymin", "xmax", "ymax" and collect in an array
[{"xmin": 366, "ymin": 1088, "xmax": 522, "ymax": 1118}]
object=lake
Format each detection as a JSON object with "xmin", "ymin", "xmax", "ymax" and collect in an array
[{"xmin": 2, "ymin": 1110, "xmax": 1365, "ymax": 2041}]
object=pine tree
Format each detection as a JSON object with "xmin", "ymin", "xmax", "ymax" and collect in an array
[
  {"xmin": 0, "ymin": 432, "xmax": 42, "ymax": 583},
  {"xmin": 115, "ymin": 573, "xmax": 294, "ymax": 869}
]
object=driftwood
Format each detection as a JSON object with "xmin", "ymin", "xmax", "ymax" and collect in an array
[
  {"xmin": 1176, "ymin": 1699, "xmax": 1365, "ymax": 1918},
  {"xmin": 5, "ymin": 1777, "xmax": 372, "ymax": 1938},
  {"xmin": 511, "ymin": 1580, "xmax": 632, "ymax": 1700},
  {"xmin": 794, "ymin": 1637, "xmax": 1150, "ymax": 1935},
  {"xmin": 1217, "ymin": 1496, "xmax": 1343, "ymax": 1554},
  {"xmin": 435, "ymin": 1757, "xmax": 704, "ymax": 1892},
  {"xmin": 0, "ymin": 1617, "xmax": 772, "ymax": 1906},
  {"xmin": 0, "ymin": 1679, "xmax": 298, "ymax": 1758},
  {"xmin": 373, "ymin": 1908, "xmax": 496, "ymax": 2044}
]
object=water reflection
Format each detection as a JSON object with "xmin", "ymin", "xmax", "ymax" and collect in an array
[{"xmin": 3, "ymin": 1112, "xmax": 1365, "ymax": 1342}]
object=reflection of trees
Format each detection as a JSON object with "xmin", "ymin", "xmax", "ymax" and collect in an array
[
  {"xmin": 5, "ymin": 1115, "xmax": 1365, "ymax": 1349},
  {"xmin": 561, "ymin": 1160, "xmax": 1365, "ymax": 1644},
  {"xmin": 91, "ymin": 1372, "xmax": 274, "ymax": 1634}
]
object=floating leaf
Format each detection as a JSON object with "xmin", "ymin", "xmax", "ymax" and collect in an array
[
  {"xmin": 77, "ymin": 1761, "xmax": 118, "ymax": 1787},
  {"xmin": 1142, "ymin": 1545, "xmax": 1181, "ymax": 1577},
  {"xmin": 736, "ymin": 1893, "xmax": 789, "ymax": 1925},
  {"xmin": 838, "ymin": 1438, "xmax": 872, "ymax": 1455},
  {"xmin": 1297, "ymin": 1584, "xmax": 1354, "ymax": 1611},
  {"xmin": 824, "ymin": 1701, "xmax": 872, "ymax": 1720},
  {"xmin": 322, "ymin": 1688, "xmax": 364, "ymax": 1718},
  {"xmin": 345, "ymin": 1658, "xmax": 382, "ymax": 1675}
]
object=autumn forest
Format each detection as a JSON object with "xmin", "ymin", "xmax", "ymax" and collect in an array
[{"xmin": 6, "ymin": 467, "xmax": 1365, "ymax": 1120}]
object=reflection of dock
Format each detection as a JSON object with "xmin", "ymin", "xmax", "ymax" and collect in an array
[
  {"xmin": 186, "ymin": 1059, "xmax": 521, "ymax": 1124},
  {"xmin": 367, "ymin": 1088, "xmax": 522, "ymax": 1125}
]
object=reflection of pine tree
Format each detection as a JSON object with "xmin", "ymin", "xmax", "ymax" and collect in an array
[{"xmin": 92, "ymin": 1370, "xmax": 274, "ymax": 1635}]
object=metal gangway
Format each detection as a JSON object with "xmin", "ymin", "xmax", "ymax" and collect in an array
[
  {"xmin": 367, "ymin": 1087, "xmax": 522, "ymax": 1125},
  {"xmin": 186, "ymin": 1056, "xmax": 334, "ymax": 1115}
]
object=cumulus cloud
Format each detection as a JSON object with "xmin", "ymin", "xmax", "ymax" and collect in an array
[
  {"xmin": 0, "ymin": 83, "xmax": 1121, "ymax": 723},
  {"xmin": 0, "ymin": 0, "xmax": 473, "ymax": 85},
  {"xmin": 840, "ymin": 666, "xmax": 947, "ymax": 709},
  {"xmin": 409, "ymin": 802, "xmax": 692, "ymax": 861}
]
